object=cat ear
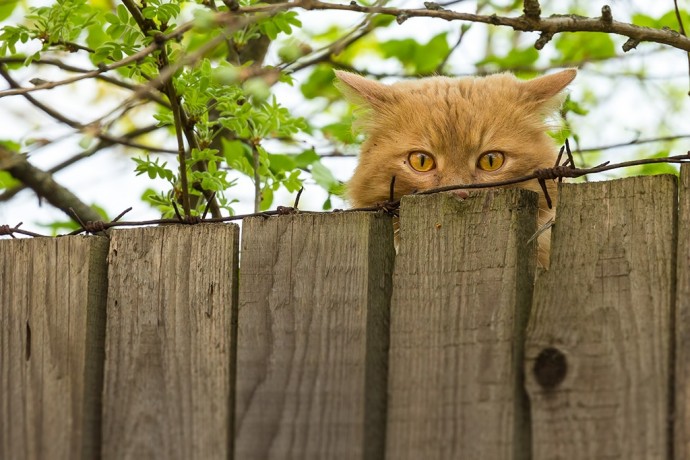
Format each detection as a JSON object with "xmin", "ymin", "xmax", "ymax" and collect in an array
[
  {"xmin": 521, "ymin": 68, "xmax": 577, "ymax": 103},
  {"xmin": 334, "ymin": 71, "xmax": 389, "ymax": 107}
]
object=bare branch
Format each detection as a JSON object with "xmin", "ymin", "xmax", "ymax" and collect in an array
[
  {"xmin": 523, "ymin": 0, "xmax": 541, "ymax": 21},
  {"xmin": 121, "ymin": 0, "xmax": 152, "ymax": 32},
  {"xmin": 673, "ymin": 0, "xmax": 690, "ymax": 95},
  {"xmin": 0, "ymin": 20, "xmax": 195, "ymax": 99},
  {"xmin": 252, "ymin": 142, "xmax": 261, "ymax": 213},
  {"xmin": 436, "ymin": 23, "xmax": 472, "ymax": 73},
  {"xmin": 0, "ymin": 124, "xmax": 166, "ymax": 202},
  {"xmin": 3, "ymin": 151, "xmax": 690, "ymax": 239},
  {"xmin": 577, "ymin": 133, "xmax": 690, "ymax": 153},
  {"xmin": 0, "ymin": 146, "xmax": 103, "ymax": 224},
  {"xmin": 236, "ymin": 1, "xmax": 690, "ymax": 52},
  {"xmin": 0, "ymin": 57, "xmax": 170, "ymax": 108}
]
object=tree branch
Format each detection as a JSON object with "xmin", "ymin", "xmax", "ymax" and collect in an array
[
  {"xmin": 523, "ymin": 0, "xmax": 541, "ymax": 21},
  {"xmin": 0, "ymin": 20, "xmax": 196, "ymax": 99},
  {"xmin": 0, "ymin": 146, "xmax": 103, "ymax": 224},
  {"xmin": 577, "ymin": 133, "xmax": 690, "ymax": 153},
  {"xmin": 0, "ymin": 124, "xmax": 165, "ymax": 202},
  {"xmin": 237, "ymin": 1, "xmax": 690, "ymax": 52},
  {"xmin": 0, "ymin": 57, "xmax": 170, "ymax": 108},
  {"xmin": 673, "ymin": 0, "xmax": 690, "ymax": 95}
]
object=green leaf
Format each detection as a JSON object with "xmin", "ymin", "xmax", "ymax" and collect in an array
[
  {"xmin": 0, "ymin": 170, "xmax": 20, "ymax": 189},
  {"xmin": 553, "ymin": 32, "xmax": 616, "ymax": 63},
  {"xmin": 0, "ymin": 0, "xmax": 20, "ymax": 22},
  {"xmin": 633, "ymin": 10, "xmax": 690, "ymax": 31},
  {"xmin": 380, "ymin": 32, "xmax": 450, "ymax": 74},
  {"xmin": 311, "ymin": 161, "xmax": 341, "ymax": 194},
  {"xmin": 370, "ymin": 14, "xmax": 395, "ymax": 27},
  {"xmin": 301, "ymin": 63, "xmax": 339, "ymax": 100},
  {"xmin": 117, "ymin": 4, "xmax": 129, "ymax": 23},
  {"xmin": 268, "ymin": 153, "xmax": 296, "ymax": 172},
  {"xmin": 294, "ymin": 149, "xmax": 320, "ymax": 168},
  {"xmin": 478, "ymin": 46, "xmax": 539, "ymax": 69},
  {"xmin": 322, "ymin": 122, "xmax": 357, "ymax": 144},
  {"xmin": 260, "ymin": 185, "xmax": 273, "ymax": 210}
]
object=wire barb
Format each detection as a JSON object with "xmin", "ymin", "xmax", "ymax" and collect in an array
[{"xmin": 3, "ymin": 147, "xmax": 690, "ymax": 239}]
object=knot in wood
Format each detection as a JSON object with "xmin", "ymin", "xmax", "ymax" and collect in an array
[{"xmin": 533, "ymin": 347, "xmax": 567, "ymax": 389}]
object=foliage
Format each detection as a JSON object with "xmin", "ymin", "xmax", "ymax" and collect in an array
[{"xmin": 0, "ymin": 0, "xmax": 688, "ymax": 228}]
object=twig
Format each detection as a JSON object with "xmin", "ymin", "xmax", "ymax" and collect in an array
[
  {"xmin": 252, "ymin": 143, "xmax": 261, "ymax": 212},
  {"xmin": 673, "ymin": 0, "xmax": 690, "ymax": 95},
  {"xmin": 0, "ymin": 57, "xmax": 170, "ymax": 108},
  {"xmin": 435, "ymin": 23, "xmax": 471, "ymax": 73},
  {"xmin": 523, "ymin": 0, "xmax": 541, "ymax": 20},
  {"xmin": 4, "ymin": 150, "xmax": 689, "ymax": 238},
  {"xmin": 0, "ymin": 146, "xmax": 103, "ymax": 224},
  {"xmin": 282, "ymin": 0, "xmax": 382, "ymax": 73},
  {"xmin": 264, "ymin": 0, "xmax": 690, "ymax": 52},
  {"xmin": 121, "ymin": 0, "xmax": 151, "ymax": 32},
  {"xmin": 202, "ymin": 192, "xmax": 217, "ymax": 219},
  {"xmin": 0, "ymin": 40, "xmax": 167, "ymax": 98},
  {"xmin": 163, "ymin": 55, "xmax": 192, "ymax": 218},
  {"xmin": 294, "ymin": 187, "xmax": 304, "ymax": 208},
  {"xmin": 577, "ymin": 133, "xmax": 690, "ymax": 153},
  {"xmin": 0, "ymin": 123, "xmax": 166, "ymax": 202},
  {"xmin": 1, "ymin": 65, "xmax": 176, "ymax": 155}
]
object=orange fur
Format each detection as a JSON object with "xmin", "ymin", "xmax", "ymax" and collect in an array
[{"xmin": 335, "ymin": 69, "xmax": 577, "ymax": 267}]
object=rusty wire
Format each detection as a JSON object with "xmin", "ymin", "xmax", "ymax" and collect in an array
[{"xmin": 1, "ymin": 147, "xmax": 689, "ymax": 239}]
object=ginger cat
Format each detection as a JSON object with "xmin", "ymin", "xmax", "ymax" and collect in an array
[{"xmin": 335, "ymin": 69, "xmax": 577, "ymax": 267}]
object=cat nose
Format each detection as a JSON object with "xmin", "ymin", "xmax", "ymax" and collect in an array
[{"xmin": 451, "ymin": 189, "xmax": 469, "ymax": 199}]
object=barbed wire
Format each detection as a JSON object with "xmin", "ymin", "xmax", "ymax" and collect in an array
[{"xmin": 2, "ymin": 144, "xmax": 688, "ymax": 239}]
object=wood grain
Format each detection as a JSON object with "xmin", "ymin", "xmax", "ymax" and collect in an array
[
  {"xmin": 525, "ymin": 175, "xmax": 677, "ymax": 460},
  {"xmin": 234, "ymin": 212, "xmax": 394, "ymax": 460},
  {"xmin": 676, "ymin": 164, "xmax": 690, "ymax": 459},
  {"xmin": 0, "ymin": 236, "xmax": 108, "ymax": 460},
  {"xmin": 385, "ymin": 190, "xmax": 539, "ymax": 460},
  {"xmin": 101, "ymin": 224, "xmax": 238, "ymax": 460}
]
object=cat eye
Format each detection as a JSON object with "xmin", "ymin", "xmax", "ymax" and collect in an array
[
  {"xmin": 408, "ymin": 152, "xmax": 436, "ymax": 172},
  {"xmin": 477, "ymin": 151, "xmax": 505, "ymax": 171}
]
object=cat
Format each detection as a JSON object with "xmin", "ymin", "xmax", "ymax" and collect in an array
[{"xmin": 335, "ymin": 69, "xmax": 577, "ymax": 267}]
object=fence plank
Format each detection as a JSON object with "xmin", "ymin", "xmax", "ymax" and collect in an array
[
  {"xmin": 0, "ymin": 236, "xmax": 108, "ymax": 460},
  {"xmin": 525, "ymin": 175, "xmax": 677, "ymax": 460},
  {"xmin": 101, "ymin": 225, "xmax": 239, "ymax": 460},
  {"xmin": 386, "ymin": 190, "xmax": 539, "ymax": 460},
  {"xmin": 676, "ymin": 164, "xmax": 690, "ymax": 459},
  {"xmin": 235, "ymin": 212, "xmax": 394, "ymax": 460}
]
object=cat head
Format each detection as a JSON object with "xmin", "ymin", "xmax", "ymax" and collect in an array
[{"xmin": 335, "ymin": 69, "xmax": 576, "ymax": 208}]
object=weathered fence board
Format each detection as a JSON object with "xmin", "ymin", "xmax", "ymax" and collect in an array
[
  {"xmin": 3, "ymin": 172, "xmax": 689, "ymax": 459},
  {"xmin": 386, "ymin": 189, "xmax": 539, "ymax": 460},
  {"xmin": 234, "ymin": 212, "xmax": 394, "ymax": 460},
  {"xmin": 676, "ymin": 163, "xmax": 690, "ymax": 459},
  {"xmin": 525, "ymin": 175, "xmax": 677, "ymax": 460},
  {"xmin": 101, "ymin": 225, "xmax": 239, "ymax": 460},
  {"xmin": 0, "ymin": 236, "xmax": 108, "ymax": 460}
]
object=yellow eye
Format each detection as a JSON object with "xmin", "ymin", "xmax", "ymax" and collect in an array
[
  {"xmin": 408, "ymin": 152, "xmax": 436, "ymax": 172},
  {"xmin": 477, "ymin": 151, "xmax": 505, "ymax": 171}
]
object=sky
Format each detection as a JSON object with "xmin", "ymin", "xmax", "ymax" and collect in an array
[{"xmin": 0, "ymin": 0, "xmax": 688, "ymax": 233}]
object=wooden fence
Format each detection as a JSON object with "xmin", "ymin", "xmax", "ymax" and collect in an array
[{"xmin": 1, "ymin": 165, "xmax": 689, "ymax": 459}]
